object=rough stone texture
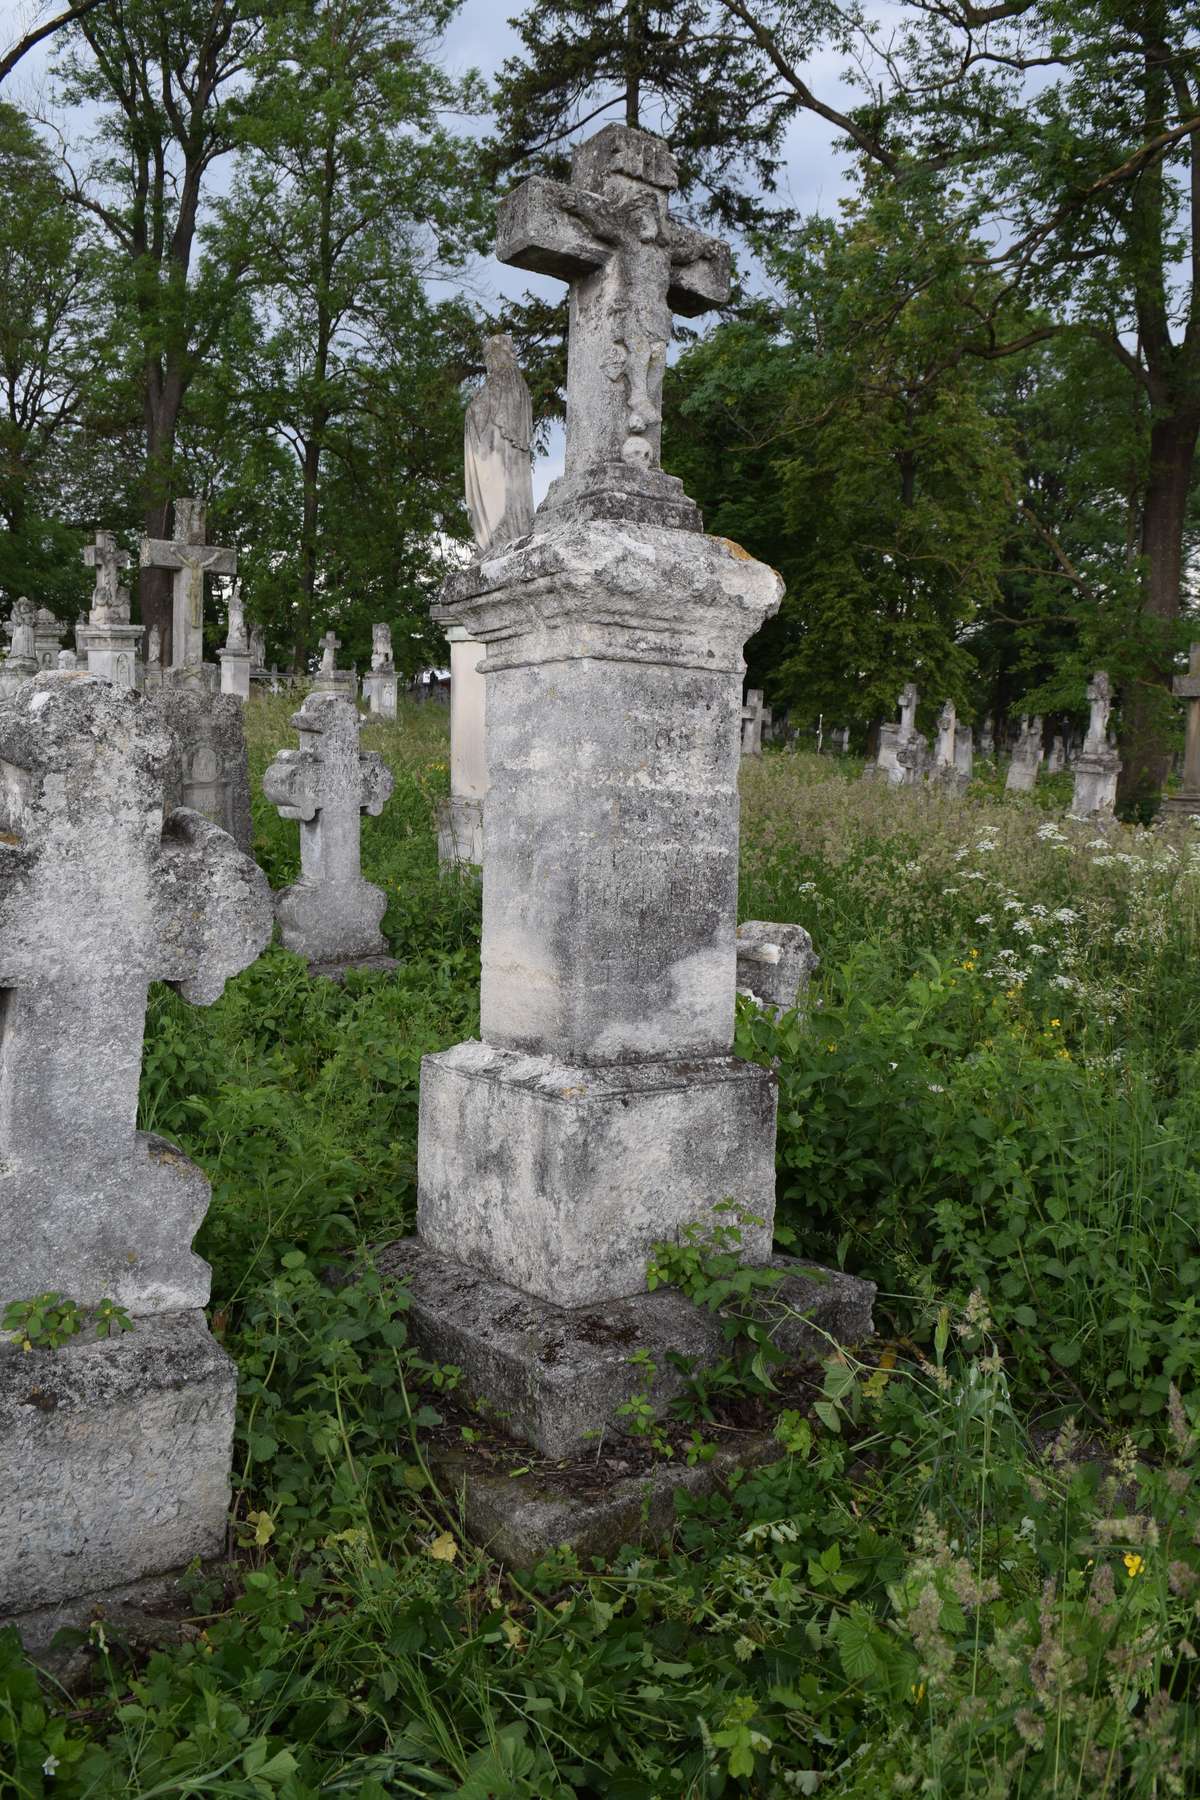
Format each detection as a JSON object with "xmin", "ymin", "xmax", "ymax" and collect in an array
[
  {"xmin": 437, "ymin": 524, "xmax": 782, "ymax": 1065},
  {"xmin": 438, "ymin": 627, "xmax": 486, "ymax": 870},
  {"xmin": 0, "ymin": 1311, "xmax": 235, "ymax": 1618},
  {"xmin": 430, "ymin": 1435, "xmax": 786, "ymax": 1568},
  {"xmin": 1070, "ymin": 673, "xmax": 1121, "ymax": 819},
  {"xmin": 1005, "ymin": 716, "xmax": 1043, "ymax": 792},
  {"xmin": 150, "ymin": 685, "xmax": 254, "ymax": 855},
  {"xmin": 0, "ymin": 598, "xmax": 40, "ymax": 696},
  {"xmin": 1164, "ymin": 644, "xmax": 1200, "ymax": 817},
  {"xmin": 0, "ymin": 675, "xmax": 273, "ymax": 1314},
  {"xmin": 140, "ymin": 498, "xmax": 235, "ymax": 678},
  {"xmin": 418, "ymin": 1041, "xmax": 776, "ymax": 1306},
  {"xmin": 736, "ymin": 921, "xmax": 819, "ymax": 1016},
  {"xmin": 379, "ymin": 1236, "xmax": 875, "ymax": 1460},
  {"xmin": 263, "ymin": 692, "xmax": 395, "ymax": 973},
  {"xmin": 497, "ymin": 125, "xmax": 728, "ymax": 533}
]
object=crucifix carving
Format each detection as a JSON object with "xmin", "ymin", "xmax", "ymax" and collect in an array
[
  {"xmin": 140, "ymin": 498, "xmax": 236, "ymax": 674},
  {"xmin": 497, "ymin": 124, "xmax": 730, "ymax": 527}
]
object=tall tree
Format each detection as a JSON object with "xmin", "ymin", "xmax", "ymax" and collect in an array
[
  {"xmin": 51, "ymin": 0, "xmax": 265, "ymax": 654},
  {"xmin": 212, "ymin": 0, "xmax": 485, "ymax": 667}
]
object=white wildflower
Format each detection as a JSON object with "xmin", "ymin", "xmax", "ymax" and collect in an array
[
  {"xmin": 1053, "ymin": 908, "xmax": 1078, "ymax": 923},
  {"xmin": 975, "ymin": 913, "xmax": 994, "ymax": 926},
  {"xmin": 1011, "ymin": 918, "xmax": 1034, "ymax": 936}
]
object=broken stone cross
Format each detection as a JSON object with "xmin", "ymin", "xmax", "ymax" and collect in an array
[
  {"xmin": 497, "ymin": 122, "xmax": 729, "ymax": 530},
  {"xmin": 741, "ymin": 688, "xmax": 766, "ymax": 757},
  {"xmin": 83, "ymin": 529, "xmax": 142, "ymax": 691},
  {"xmin": 1165, "ymin": 645, "xmax": 1200, "ymax": 815},
  {"xmin": 263, "ymin": 693, "xmax": 395, "ymax": 977},
  {"xmin": 140, "ymin": 499, "xmax": 235, "ymax": 679},
  {"xmin": 0, "ymin": 672, "xmax": 272, "ymax": 1624}
]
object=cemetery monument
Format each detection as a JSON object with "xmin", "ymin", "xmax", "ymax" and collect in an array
[
  {"xmin": 0, "ymin": 672, "xmax": 272, "ymax": 1629},
  {"xmin": 82, "ymin": 530, "xmax": 142, "ymax": 691},
  {"xmin": 1069, "ymin": 672, "xmax": 1121, "ymax": 819},
  {"xmin": 218, "ymin": 580, "xmax": 251, "ymax": 701},
  {"xmin": 1163, "ymin": 644, "xmax": 1200, "ymax": 818},
  {"xmin": 1005, "ymin": 715, "xmax": 1043, "ymax": 792},
  {"xmin": 311, "ymin": 630, "xmax": 357, "ymax": 701},
  {"xmin": 362, "ymin": 623, "xmax": 399, "ymax": 719}
]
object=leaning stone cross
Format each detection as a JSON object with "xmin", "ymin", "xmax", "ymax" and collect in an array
[
  {"xmin": 498, "ymin": 123, "xmax": 730, "ymax": 528},
  {"xmin": 140, "ymin": 499, "xmax": 236, "ymax": 674},
  {"xmin": 319, "ymin": 630, "xmax": 340, "ymax": 674},
  {"xmin": 262, "ymin": 693, "xmax": 395, "ymax": 976}
]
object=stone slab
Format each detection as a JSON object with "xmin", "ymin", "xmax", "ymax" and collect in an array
[
  {"xmin": 376, "ymin": 1236, "xmax": 875, "ymax": 1460},
  {"xmin": 430, "ymin": 1434, "xmax": 786, "ymax": 1568},
  {"xmin": 436, "ymin": 794, "xmax": 483, "ymax": 868},
  {"xmin": 0, "ymin": 1310, "xmax": 236, "ymax": 1617},
  {"xmin": 416, "ymin": 1041, "xmax": 778, "ymax": 1307},
  {"xmin": 306, "ymin": 952, "xmax": 400, "ymax": 983}
]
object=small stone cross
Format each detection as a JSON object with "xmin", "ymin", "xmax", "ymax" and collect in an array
[
  {"xmin": 263, "ymin": 694, "xmax": 395, "ymax": 973},
  {"xmin": 0, "ymin": 674, "xmax": 272, "ymax": 1315},
  {"xmin": 741, "ymin": 688, "xmax": 766, "ymax": 756},
  {"xmin": 83, "ymin": 530, "xmax": 133, "ymax": 623},
  {"xmin": 319, "ymin": 630, "xmax": 340, "ymax": 675},
  {"xmin": 898, "ymin": 683, "xmax": 919, "ymax": 737},
  {"xmin": 497, "ymin": 124, "xmax": 729, "ymax": 510},
  {"xmin": 1174, "ymin": 644, "xmax": 1200, "ymax": 791},
  {"xmin": 140, "ymin": 498, "xmax": 236, "ymax": 672}
]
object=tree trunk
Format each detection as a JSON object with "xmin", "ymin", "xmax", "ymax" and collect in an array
[
  {"xmin": 1117, "ymin": 407, "xmax": 1200, "ymax": 813},
  {"xmin": 294, "ymin": 428, "xmax": 323, "ymax": 672},
  {"xmin": 137, "ymin": 364, "xmax": 188, "ymax": 662}
]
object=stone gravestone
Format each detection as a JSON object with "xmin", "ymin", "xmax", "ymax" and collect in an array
[
  {"xmin": 1046, "ymin": 734, "xmax": 1066, "ymax": 775},
  {"xmin": 438, "ymin": 627, "xmax": 487, "ymax": 867},
  {"xmin": 143, "ymin": 625, "xmax": 164, "ymax": 693},
  {"xmin": 57, "ymin": 649, "xmax": 77, "ymax": 670},
  {"xmin": 311, "ymin": 630, "xmax": 357, "ymax": 701},
  {"xmin": 249, "ymin": 623, "xmax": 268, "ymax": 689},
  {"xmin": 0, "ymin": 599, "xmax": 39, "ymax": 696},
  {"xmin": 150, "ymin": 687, "xmax": 254, "ymax": 854},
  {"xmin": 380, "ymin": 125, "xmax": 873, "ymax": 1484},
  {"xmin": 140, "ymin": 498, "xmax": 235, "ymax": 686},
  {"xmin": 1069, "ymin": 672, "xmax": 1121, "ymax": 820},
  {"xmin": 218, "ymin": 581, "xmax": 251, "ymax": 701},
  {"xmin": 832, "ymin": 725, "xmax": 850, "ymax": 754},
  {"xmin": 362, "ymin": 623, "xmax": 399, "ymax": 720},
  {"xmin": 979, "ymin": 715, "xmax": 995, "ymax": 757},
  {"xmin": 33, "ymin": 609, "xmax": 64, "ymax": 671},
  {"xmin": 82, "ymin": 530, "xmax": 142, "ymax": 692},
  {"xmin": 933, "ymin": 700, "xmax": 956, "ymax": 774},
  {"xmin": 869, "ymin": 681, "xmax": 920, "ymax": 785},
  {"xmin": 954, "ymin": 724, "xmax": 974, "ymax": 785},
  {"xmin": 263, "ymin": 692, "xmax": 395, "ymax": 978},
  {"xmin": 1005, "ymin": 715, "xmax": 1043, "ymax": 792},
  {"xmin": 741, "ymin": 688, "xmax": 766, "ymax": 756},
  {"xmin": 894, "ymin": 683, "xmax": 929, "ymax": 785},
  {"xmin": 1162, "ymin": 645, "xmax": 1200, "ymax": 818},
  {"xmin": 736, "ymin": 921, "xmax": 819, "ymax": 1018},
  {"xmin": 0, "ymin": 672, "xmax": 272, "ymax": 1631}
]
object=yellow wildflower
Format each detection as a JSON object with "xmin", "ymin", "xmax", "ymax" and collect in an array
[
  {"xmin": 1124, "ymin": 1552, "xmax": 1145, "ymax": 1579},
  {"xmin": 1050, "ymin": 1018, "xmax": 1061, "ymax": 1027}
]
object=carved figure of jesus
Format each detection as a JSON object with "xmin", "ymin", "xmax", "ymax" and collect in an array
[{"xmin": 464, "ymin": 335, "xmax": 535, "ymax": 555}]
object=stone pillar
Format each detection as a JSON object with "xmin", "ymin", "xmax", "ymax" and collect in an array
[
  {"xmin": 263, "ymin": 693, "xmax": 395, "ymax": 977},
  {"xmin": 33, "ymin": 609, "xmax": 64, "ymax": 671},
  {"xmin": 219, "ymin": 648, "xmax": 251, "ymax": 699},
  {"xmin": 954, "ymin": 726, "xmax": 974, "ymax": 784},
  {"xmin": 438, "ymin": 626, "xmax": 486, "ymax": 868},
  {"xmin": 0, "ymin": 673, "xmax": 271, "ymax": 1631},
  {"xmin": 1162, "ymin": 645, "xmax": 1200, "ymax": 817}
]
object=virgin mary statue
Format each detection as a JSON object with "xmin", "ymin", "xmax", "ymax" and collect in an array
[{"xmin": 464, "ymin": 334, "xmax": 534, "ymax": 555}]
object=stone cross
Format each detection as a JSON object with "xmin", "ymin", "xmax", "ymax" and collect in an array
[
  {"xmin": 934, "ymin": 700, "xmax": 956, "ymax": 767},
  {"xmin": 1005, "ymin": 715, "xmax": 1043, "ymax": 793},
  {"xmin": 83, "ymin": 530, "xmax": 133, "ymax": 623},
  {"xmin": 262, "ymin": 693, "xmax": 395, "ymax": 975},
  {"xmin": 1174, "ymin": 644, "xmax": 1200, "ymax": 794},
  {"xmin": 140, "ymin": 499, "xmax": 235, "ymax": 674},
  {"xmin": 898, "ymin": 682, "xmax": 919, "ymax": 739},
  {"xmin": 497, "ymin": 123, "xmax": 729, "ymax": 527},
  {"xmin": 741, "ymin": 688, "xmax": 766, "ymax": 756},
  {"xmin": 320, "ymin": 631, "xmax": 340, "ymax": 674},
  {"xmin": 1084, "ymin": 670, "xmax": 1112, "ymax": 752},
  {"xmin": 0, "ymin": 673, "xmax": 272, "ymax": 1619}
]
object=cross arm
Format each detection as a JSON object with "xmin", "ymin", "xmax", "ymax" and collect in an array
[
  {"xmin": 667, "ymin": 222, "xmax": 731, "ymax": 316},
  {"xmin": 497, "ymin": 177, "xmax": 612, "ymax": 283},
  {"xmin": 84, "ymin": 541, "xmax": 132, "ymax": 569},
  {"xmin": 153, "ymin": 808, "xmax": 273, "ymax": 1004},
  {"xmin": 1173, "ymin": 675, "xmax": 1200, "ymax": 699},
  {"xmin": 359, "ymin": 753, "xmax": 394, "ymax": 819},
  {"xmin": 263, "ymin": 747, "xmax": 322, "ymax": 822},
  {"xmin": 141, "ymin": 539, "xmax": 237, "ymax": 576}
]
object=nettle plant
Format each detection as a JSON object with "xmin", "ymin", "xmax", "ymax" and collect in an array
[{"xmin": 2, "ymin": 1293, "xmax": 133, "ymax": 1351}]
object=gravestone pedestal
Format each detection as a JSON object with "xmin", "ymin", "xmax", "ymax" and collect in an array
[
  {"xmin": 437, "ymin": 626, "xmax": 486, "ymax": 869},
  {"xmin": 362, "ymin": 668, "xmax": 398, "ymax": 718},
  {"xmin": 0, "ymin": 674, "xmax": 271, "ymax": 1630},
  {"xmin": 1162, "ymin": 645, "xmax": 1200, "ymax": 818},
  {"xmin": 1069, "ymin": 675, "xmax": 1120, "ymax": 820},
  {"xmin": 219, "ymin": 647, "xmax": 251, "ymax": 700}
]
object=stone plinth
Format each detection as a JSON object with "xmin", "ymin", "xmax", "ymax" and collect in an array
[
  {"xmin": 219, "ymin": 648, "xmax": 251, "ymax": 700},
  {"xmin": 263, "ymin": 693, "xmax": 395, "ymax": 976},
  {"xmin": 151, "ymin": 687, "xmax": 253, "ymax": 854},
  {"xmin": 0, "ymin": 673, "xmax": 271, "ymax": 1622},
  {"xmin": 1070, "ymin": 749, "xmax": 1120, "ymax": 819},
  {"xmin": 436, "ymin": 794, "xmax": 484, "ymax": 868},
  {"xmin": 418, "ymin": 1042, "xmax": 776, "ymax": 1307},
  {"xmin": 87, "ymin": 621, "xmax": 144, "ymax": 691},
  {"xmin": 736, "ymin": 920, "xmax": 819, "ymax": 1016}
]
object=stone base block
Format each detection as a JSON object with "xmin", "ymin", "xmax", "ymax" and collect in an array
[
  {"xmin": 436, "ymin": 795, "xmax": 484, "ymax": 868},
  {"xmin": 0, "ymin": 1311, "xmax": 236, "ymax": 1619},
  {"xmin": 416, "ymin": 1041, "xmax": 778, "ymax": 1307},
  {"xmin": 1159, "ymin": 791, "xmax": 1200, "ymax": 820},
  {"xmin": 276, "ymin": 877, "xmax": 389, "ymax": 970},
  {"xmin": 307, "ymin": 953, "xmax": 399, "ymax": 983},
  {"xmin": 430, "ymin": 1435, "xmax": 785, "ymax": 1568},
  {"xmin": 376, "ymin": 1237, "xmax": 875, "ymax": 1460}
]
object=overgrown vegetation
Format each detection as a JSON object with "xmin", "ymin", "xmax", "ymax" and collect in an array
[{"xmin": 4, "ymin": 710, "xmax": 1200, "ymax": 1797}]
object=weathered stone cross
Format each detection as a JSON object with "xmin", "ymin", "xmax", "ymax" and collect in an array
[
  {"xmin": 83, "ymin": 530, "xmax": 133, "ymax": 621},
  {"xmin": 140, "ymin": 499, "xmax": 236, "ymax": 674},
  {"xmin": 263, "ymin": 693, "xmax": 394, "ymax": 974},
  {"xmin": 497, "ymin": 124, "xmax": 729, "ymax": 523},
  {"xmin": 0, "ymin": 674, "xmax": 272, "ymax": 1316}
]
